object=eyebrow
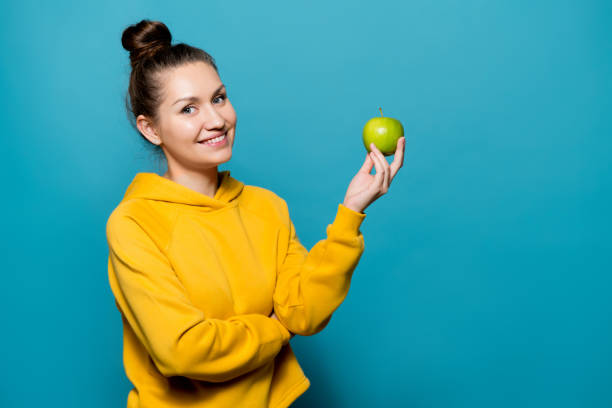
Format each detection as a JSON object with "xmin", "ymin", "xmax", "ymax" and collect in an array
[{"xmin": 172, "ymin": 84, "xmax": 226, "ymax": 106}]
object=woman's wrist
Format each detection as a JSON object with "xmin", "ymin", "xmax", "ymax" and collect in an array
[{"xmin": 342, "ymin": 200, "xmax": 364, "ymax": 214}]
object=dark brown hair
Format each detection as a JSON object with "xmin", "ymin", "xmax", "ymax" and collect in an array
[{"xmin": 121, "ymin": 19, "xmax": 218, "ymax": 160}]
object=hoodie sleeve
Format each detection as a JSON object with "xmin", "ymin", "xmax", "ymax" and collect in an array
[
  {"xmin": 272, "ymin": 202, "xmax": 366, "ymax": 336},
  {"xmin": 106, "ymin": 211, "xmax": 291, "ymax": 383}
]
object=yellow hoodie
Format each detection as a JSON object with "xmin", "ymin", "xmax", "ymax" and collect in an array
[{"xmin": 106, "ymin": 169, "xmax": 366, "ymax": 408}]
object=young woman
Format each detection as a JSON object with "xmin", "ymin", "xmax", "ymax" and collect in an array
[{"xmin": 106, "ymin": 19, "xmax": 404, "ymax": 408}]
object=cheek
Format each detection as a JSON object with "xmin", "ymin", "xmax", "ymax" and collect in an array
[
  {"xmin": 166, "ymin": 117, "xmax": 199, "ymax": 139},
  {"xmin": 224, "ymin": 104, "xmax": 237, "ymax": 125},
  {"xmin": 181, "ymin": 119, "xmax": 199, "ymax": 132}
]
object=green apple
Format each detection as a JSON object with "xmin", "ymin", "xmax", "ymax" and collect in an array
[{"xmin": 362, "ymin": 107, "xmax": 404, "ymax": 156}]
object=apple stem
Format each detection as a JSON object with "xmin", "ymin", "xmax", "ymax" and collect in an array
[{"xmin": 379, "ymin": 107, "xmax": 383, "ymax": 117}]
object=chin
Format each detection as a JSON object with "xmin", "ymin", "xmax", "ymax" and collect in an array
[{"xmin": 217, "ymin": 147, "xmax": 233, "ymax": 164}]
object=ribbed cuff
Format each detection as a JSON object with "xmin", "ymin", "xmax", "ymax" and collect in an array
[
  {"xmin": 270, "ymin": 316, "xmax": 292, "ymax": 345},
  {"xmin": 332, "ymin": 203, "xmax": 366, "ymax": 236}
]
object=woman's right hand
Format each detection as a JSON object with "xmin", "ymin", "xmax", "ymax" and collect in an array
[{"xmin": 269, "ymin": 311, "xmax": 295, "ymax": 339}]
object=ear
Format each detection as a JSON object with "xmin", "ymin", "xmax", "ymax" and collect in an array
[{"xmin": 136, "ymin": 114, "xmax": 162, "ymax": 146}]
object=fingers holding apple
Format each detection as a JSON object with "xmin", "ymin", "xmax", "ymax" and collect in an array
[
  {"xmin": 369, "ymin": 144, "xmax": 386, "ymax": 193},
  {"xmin": 389, "ymin": 137, "xmax": 405, "ymax": 181},
  {"xmin": 364, "ymin": 107, "xmax": 405, "ymax": 185},
  {"xmin": 368, "ymin": 145, "xmax": 386, "ymax": 194},
  {"xmin": 343, "ymin": 149, "xmax": 386, "ymax": 213},
  {"xmin": 359, "ymin": 151, "xmax": 375, "ymax": 175},
  {"xmin": 343, "ymin": 109, "xmax": 405, "ymax": 213}
]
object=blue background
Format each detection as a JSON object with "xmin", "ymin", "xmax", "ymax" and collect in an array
[{"xmin": 2, "ymin": 1, "xmax": 611, "ymax": 407}]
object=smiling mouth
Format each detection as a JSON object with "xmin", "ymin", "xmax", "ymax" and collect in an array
[{"xmin": 198, "ymin": 133, "xmax": 227, "ymax": 145}]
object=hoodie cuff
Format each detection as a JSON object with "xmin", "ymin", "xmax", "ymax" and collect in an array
[
  {"xmin": 330, "ymin": 203, "xmax": 366, "ymax": 236},
  {"xmin": 270, "ymin": 316, "xmax": 292, "ymax": 346}
]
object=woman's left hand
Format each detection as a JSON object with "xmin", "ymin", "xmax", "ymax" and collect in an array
[{"xmin": 342, "ymin": 137, "xmax": 405, "ymax": 214}]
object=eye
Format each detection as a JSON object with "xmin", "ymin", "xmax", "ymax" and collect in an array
[
  {"xmin": 182, "ymin": 105, "xmax": 196, "ymax": 114},
  {"xmin": 213, "ymin": 93, "xmax": 227, "ymax": 104}
]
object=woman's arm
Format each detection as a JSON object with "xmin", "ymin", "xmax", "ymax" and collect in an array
[
  {"xmin": 269, "ymin": 311, "xmax": 295, "ymax": 339},
  {"xmin": 106, "ymin": 212, "xmax": 291, "ymax": 383},
  {"xmin": 272, "ymin": 138, "xmax": 405, "ymax": 336},
  {"xmin": 272, "ymin": 202, "xmax": 366, "ymax": 336}
]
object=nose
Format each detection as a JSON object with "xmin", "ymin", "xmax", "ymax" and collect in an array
[{"xmin": 203, "ymin": 104, "xmax": 224, "ymax": 129}]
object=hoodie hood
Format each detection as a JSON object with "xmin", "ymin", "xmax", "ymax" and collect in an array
[{"xmin": 121, "ymin": 170, "xmax": 244, "ymax": 211}]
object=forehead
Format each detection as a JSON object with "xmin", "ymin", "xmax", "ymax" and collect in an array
[{"xmin": 161, "ymin": 62, "xmax": 221, "ymax": 100}]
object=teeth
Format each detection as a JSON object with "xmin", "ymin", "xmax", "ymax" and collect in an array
[{"xmin": 203, "ymin": 134, "xmax": 226, "ymax": 144}]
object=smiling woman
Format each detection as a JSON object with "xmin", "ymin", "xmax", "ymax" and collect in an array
[
  {"xmin": 107, "ymin": 18, "xmax": 402, "ymax": 408},
  {"xmin": 121, "ymin": 20, "xmax": 236, "ymax": 196}
]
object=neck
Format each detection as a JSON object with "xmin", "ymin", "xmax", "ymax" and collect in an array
[{"xmin": 163, "ymin": 166, "xmax": 221, "ymax": 198}]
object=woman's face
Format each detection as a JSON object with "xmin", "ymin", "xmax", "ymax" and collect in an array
[{"xmin": 139, "ymin": 61, "xmax": 236, "ymax": 173}]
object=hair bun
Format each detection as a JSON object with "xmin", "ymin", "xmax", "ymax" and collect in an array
[{"xmin": 122, "ymin": 19, "xmax": 172, "ymax": 67}]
